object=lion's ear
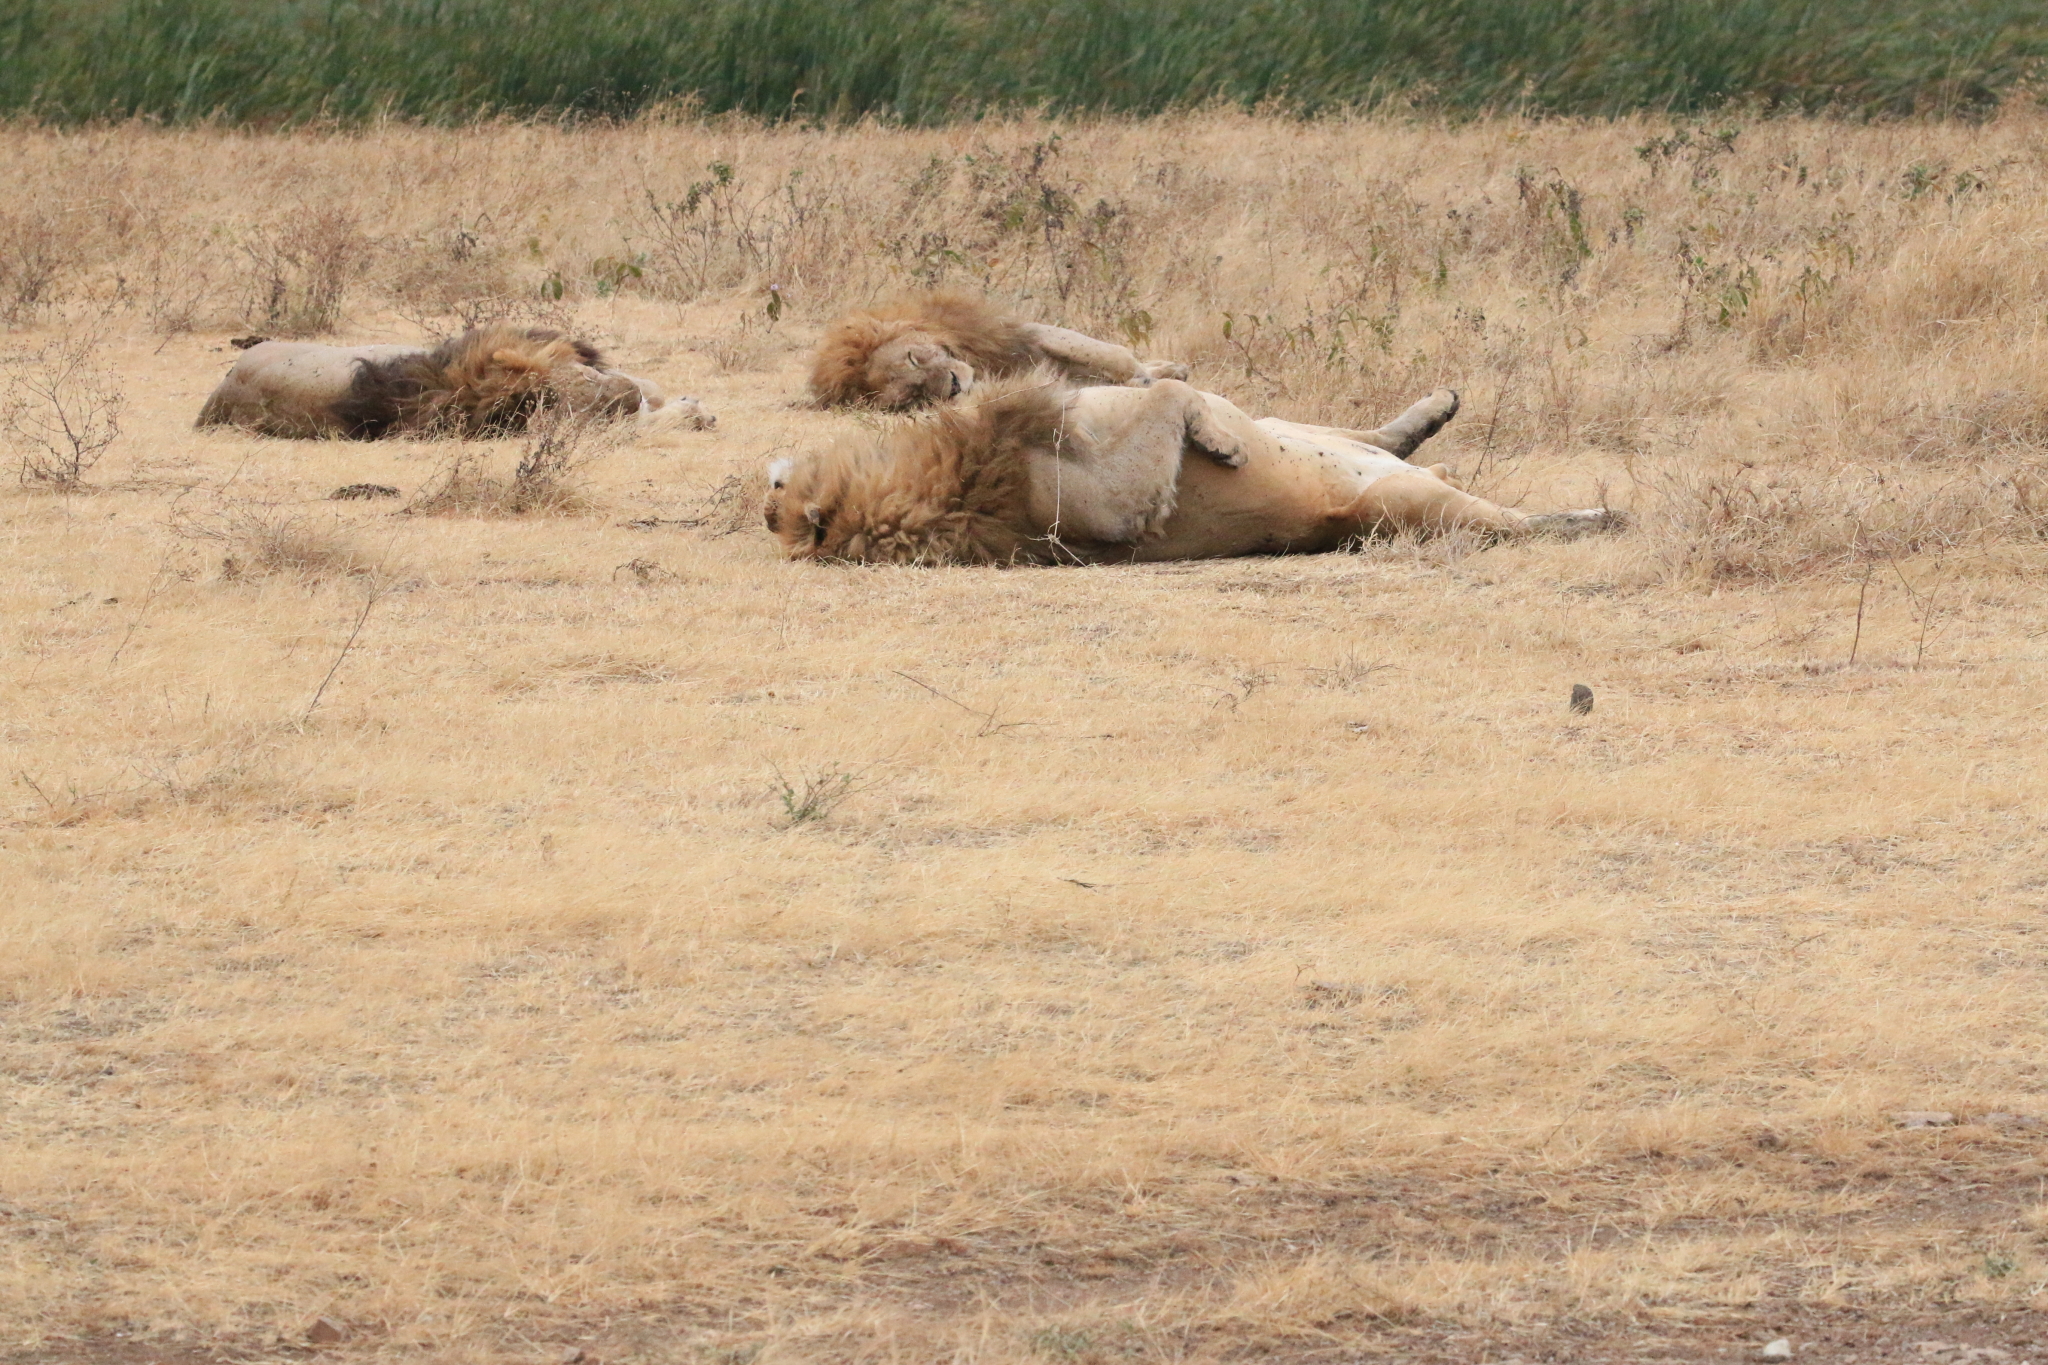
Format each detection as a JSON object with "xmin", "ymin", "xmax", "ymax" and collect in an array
[{"xmin": 804, "ymin": 503, "xmax": 825, "ymax": 527}]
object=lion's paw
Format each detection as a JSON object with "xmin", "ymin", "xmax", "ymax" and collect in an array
[
  {"xmin": 1524, "ymin": 508, "xmax": 1629, "ymax": 540},
  {"xmin": 1145, "ymin": 360, "xmax": 1192, "ymax": 382},
  {"xmin": 1204, "ymin": 439, "xmax": 1248, "ymax": 469},
  {"xmin": 1188, "ymin": 424, "xmax": 1248, "ymax": 469},
  {"xmin": 636, "ymin": 397, "xmax": 717, "ymax": 437}
]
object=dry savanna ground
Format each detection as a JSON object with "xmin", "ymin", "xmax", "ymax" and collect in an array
[{"xmin": 7, "ymin": 112, "xmax": 2048, "ymax": 1363}]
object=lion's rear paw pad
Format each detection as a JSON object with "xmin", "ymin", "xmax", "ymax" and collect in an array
[{"xmin": 1528, "ymin": 508, "xmax": 1630, "ymax": 540}]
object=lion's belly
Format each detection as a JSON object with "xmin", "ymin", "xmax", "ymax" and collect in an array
[{"xmin": 1134, "ymin": 413, "xmax": 1418, "ymax": 559}]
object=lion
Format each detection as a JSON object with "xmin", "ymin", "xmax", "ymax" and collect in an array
[
  {"xmin": 197, "ymin": 324, "xmax": 715, "ymax": 439},
  {"xmin": 763, "ymin": 375, "xmax": 1619, "ymax": 564},
  {"xmin": 808, "ymin": 292, "xmax": 1190, "ymax": 410}
]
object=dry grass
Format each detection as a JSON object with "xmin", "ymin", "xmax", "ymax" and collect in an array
[{"xmin": 6, "ymin": 112, "xmax": 2048, "ymax": 1362}]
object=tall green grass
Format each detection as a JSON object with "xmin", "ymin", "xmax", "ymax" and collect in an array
[{"xmin": 2, "ymin": 0, "xmax": 2043, "ymax": 123}]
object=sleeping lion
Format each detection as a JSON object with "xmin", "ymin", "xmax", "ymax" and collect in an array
[
  {"xmin": 197, "ymin": 324, "xmax": 715, "ymax": 439},
  {"xmin": 764, "ymin": 376, "xmax": 1619, "ymax": 564},
  {"xmin": 809, "ymin": 292, "xmax": 1190, "ymax": 410}
]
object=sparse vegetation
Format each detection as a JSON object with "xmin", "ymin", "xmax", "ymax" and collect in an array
[
  {"xmin": 1, "ymin": 0, "xmax": 2044, "ymax": 123},
  {"xmin": 770, "ymin": 763, "xmax": 864, "ymax": 827},
  {"xmin": 172, "ymin": 499, "xmax": 381, "ymax": 580},
  {"xmin": 6, "ymin": 112, "xmax": 2048, "ymax": 1363},
  {"xmin": 406, "ymin": 405, "xmax": 621, "ymax": 516}
]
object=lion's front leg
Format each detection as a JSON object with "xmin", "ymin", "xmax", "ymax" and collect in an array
[{"xmin": 1018, "ymin": 322, "xmax": 1190, "ymax": 389}]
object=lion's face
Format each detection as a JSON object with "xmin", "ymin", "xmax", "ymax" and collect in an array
[
  {"xmin": 763, "ymin": 455, "xmax": 830, "ymax": 557},
  {"xmin": 865, "ymin": 335, "xmax": 974, "ymax": 410},
  {"xmin": 762, "ymin": 452, "xmax": 894, "ymax": 560}
]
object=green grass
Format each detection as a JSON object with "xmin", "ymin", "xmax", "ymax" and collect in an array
[{"xmin": 2, "ymin": 0, "xmax": 2045, "ymax": 123}]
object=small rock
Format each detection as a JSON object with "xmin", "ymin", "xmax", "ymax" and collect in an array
[
  {"xmin": 1894, "ymin": 1111, "xmax": 1957, "ymax": 1129},
  {"xmin": 558, "ymin": 1347, "xmax": 587, "ymax": 1364},
  {"xmin": 1759, "ymin": 1339, "xmax": 1794, "ymax": 1360},
  {"xmin": 331, "ymin": 483, "xmax": 401, "ymax": 501},
  {"xmin": 1569, "ymin": 683, "xmax": 1594, "ymax": 715},
  {"xmin": 307, "ymin": 1316, "xmax": 349, "ymax": 1345}
]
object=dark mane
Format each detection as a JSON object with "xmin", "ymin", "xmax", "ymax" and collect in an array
[{"xmin": 330, "ymin": 327, "xmax": 610, "ymax": 439}]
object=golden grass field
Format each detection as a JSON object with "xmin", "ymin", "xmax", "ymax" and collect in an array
[{"xmin": 7, "ymin": 111, "xmax": 2048, "ymax": 1362}]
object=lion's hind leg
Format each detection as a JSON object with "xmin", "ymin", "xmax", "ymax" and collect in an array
[
  {"xmin": 1344, "ymin": 469, "xmax": 1529, "ymax": 539},
  {"xmin": 1346, "ymin": 470, "xmax": 1627, "ymax": 543},
  {"xmin": 1169, "ymin": 381, "xmax": 1248, "ymax": 468},
  {"xmin": 1038, "ymin": 381, "xmax": 1244, "ymax": 545},
  {"xmin": 1347, "ymin": 388, "xmax": 1460, "ymax": 460}
]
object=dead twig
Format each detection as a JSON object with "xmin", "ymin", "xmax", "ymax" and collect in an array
[
  {"xmin": 106, "ymin": 548, "xmax": 179, "ymax": 670},
  {"xmin": 894, "ymin": 670, "xmax": 1035, "ymax": 737},
  {"xmin": 1849, "ymin": 556, "xmax": 1875, "ymax": 666},
  {"xmin": 300, "ymin": 580, "xmax": 389, "ymax": 727}
]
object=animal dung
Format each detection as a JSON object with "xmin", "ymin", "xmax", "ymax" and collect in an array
[
  {"xmin": 306, "ymin": 1316, "xmax": 349, "ymax": 1344},
  {"xmin": 1569, "ymin": 683, "xmax": 1594, "ymax": 714}
]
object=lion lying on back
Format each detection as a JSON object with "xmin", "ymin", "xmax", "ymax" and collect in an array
[
  {"xmin": 765, "ymin": 375, "xmax": 1620, "ymax": 563},
  {"xmin": 197, "ymin": 324, "xmax": 715, "ymax": 439},
  {"xmin": 809, "ymin": 292, "xmax": 1190, "ymax": 409}
]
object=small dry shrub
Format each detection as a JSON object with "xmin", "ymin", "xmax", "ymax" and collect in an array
[
  {"xmin": 387, "ymin": 216, "xmax": 522, "ymax": 331},
  {"xmin": 707, "ymin": 312, "xmax": 782, "ymax": 373},
  {"xmin": 3, "ymin": 332, "xmax": 123, "ymax": 487},
  {"xmin": 701, "ymin": 467, "xmax": 768, "ymax": 535},
  {"xmin": 172, "ymin": 501, "xmax": 379, "ymax": 581},
  {"xmin": 1643, "ymin": 458, "xmax": 2048, "ymax": 582},
  {"xmin": 406, "ymin": 406, "xmax": 622, "ymax": 517},
  {"xmin": 18, "ymin": 732, "xmax": 338, "ymax": 827},
  {"xmin": 240, "ymin": 207, "xmax": 377, "ymax": 336},
  {"xmin": 0, "ymin": 203, "xmax": 76, "ymax": 325}
]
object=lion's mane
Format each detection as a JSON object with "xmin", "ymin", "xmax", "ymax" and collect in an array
[
  {"xmin": 777, "ymin": 373, "xmax": 1070, "ymax": 564},
  {"xmin": 333, "ymin": 324, "xmax": 612, "ymax": 438},
  {"xmin": 808, "ymin": 293, "xmax": 1040, "ymax": 408}
]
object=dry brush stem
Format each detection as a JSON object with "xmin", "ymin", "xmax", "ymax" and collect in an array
[
  {"xmin": 3, "ymin": 330, "xmax": 123, "ymax": 487},
  {"xmin": 405, "ymin": 405, "xmax": 624, "ymax": 517}
]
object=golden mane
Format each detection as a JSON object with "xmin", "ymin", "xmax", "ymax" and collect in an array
[
  {"xmin": 772, "ymin": 373, "xmax": 1070, "ymax": 564},
  {"xmin": 808, "ymin": 292, "xmax": 1037, "ymax": 407}
]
